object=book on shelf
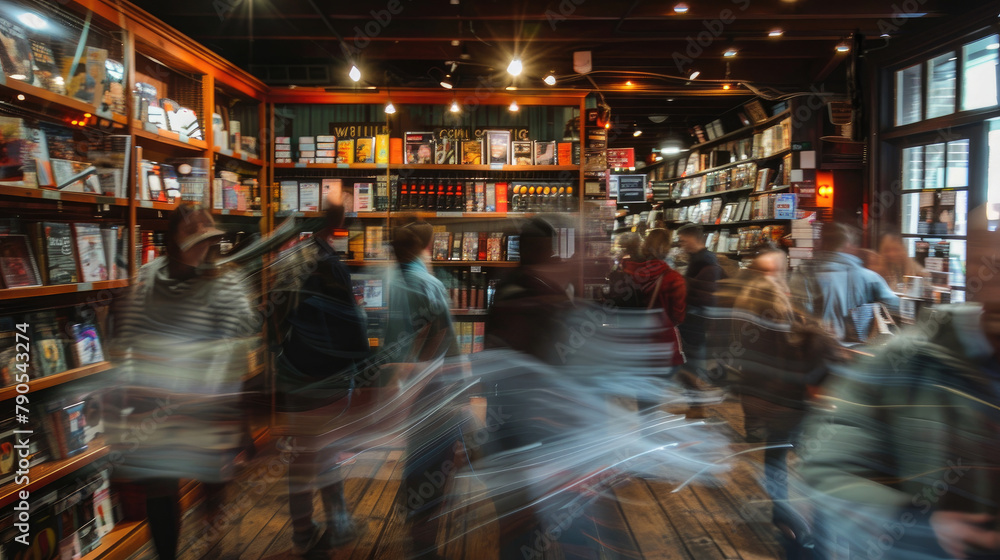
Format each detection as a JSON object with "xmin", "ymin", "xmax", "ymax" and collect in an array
[
  {"xmin": 506, "ymin": 235, "xmax": 520, "ymax": 262},
  {"xmin": 534, "ymin": 141, "xmax": 556, "ymax": 165},
  {"xmin": 710, "ymin": 198, "xmax": 723, "ymax": 224},
  {"xmin": 557, "ymin": 142, "xmax": 573, "ymax": 166},
  {"xmin": 432, "ymin": 232, "xmax": 453, "ymax": 261},
  {"xmin": 405, "ymin": 132, "xmax": 434, "ymax": 164},
  {"xmin": 355, "ymin": 137, "xmax": 375, "ymax": 163},
  {"xmin": 487, "ymin": 232, "xmax": 503, "ymax": 261},
  {"xmin": 434, "ymin": 137, "xmax": 457, "ymax": 165},
  {"xmin": 298, "ymin": 181, "xmax": 320, "ymax": 212},
  {"xmin": 70, "ymin": 323, "xmax": 104, "ymax": 367},
  {"xmin": 0, "ymin": 234, "xmax": 42, "ymax": 288},
  {"xmin": 512, "ymin": 141, "xmax": 532, "ymax": 165},
  {"xmin": 71, "ymin": 223, "xmax": 108, "ymax": 282},
  {"xmin": 355, "ymin": 182, "xmax": 372, "ymax": 212},
  {"xmin": 461, "ymin": 140, "xmax": 482, "ymax": 165},
  {"xmin": 363, "ymin": 226, "xmax": 387, "ymax": 260},
  {"xmin": 336, "ymin": 139, "xmax": 355, "ymax": 164},
  {"xmin": 352, "ymin": 276, "xmax": 384, "ymax": 308},
  {"xmin": 461, "ymin": 232, "xmax": 479, "ymax": 261},
  {"xmin": 450, "ymin": 235, "xmax": 462, "ymax": 261},
  {"xmin": 459, "ymin": 322, "xmax": 473, "ymax": 355},
  {"xmin": 375, "ymin": 134, "xmax": 389, "ymax": 164},
  {"xmin": 279, "ymin": 180, "xmax": 299, "ymax": 212},
  {"xmin": 0, "ymin": 17, "xmax": 33, "ymax": 84},
  {"xmin": 472, "ymin": 322, "xmax": 485, "ymax": 353}
]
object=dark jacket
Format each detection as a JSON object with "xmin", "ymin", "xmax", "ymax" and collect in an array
[{"xmin": 685, "ymin": 248, "xmax": 724, "ymax": 309}]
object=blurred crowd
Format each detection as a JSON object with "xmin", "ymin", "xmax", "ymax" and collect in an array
[{"xmin": 103, "ymin": 201, "xmax": 1000, "ymax": 560}]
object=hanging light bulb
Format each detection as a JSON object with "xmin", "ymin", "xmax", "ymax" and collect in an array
[
  {"xmin": 440, "ymin": 74, "xmax": 454, "ymax": 89},
  {"xmin": 722, "ymin": 83, "xmax": 731, "ymax": 90},
  {"xmin": 508, "ymin": 100, "xmax": 519, "ymax": 112},
  {"xmin": 507, "ymin": 58, "xmax": 523, "ymax": 76},
  {"xmin": 450, "ymin": 99, "xmax": 461, "ymax": 112},
  {"xmin": 543, "ymin": 72, "xmax": 556, "ymax": 86},
  {"xmin": 385, "ymin": 100, "xmax": 396, "ymax": 114},
  {"xmin": 688, "ymin": 70, "xmax": 701, "ymax": 80},
  {"xmin": 349, "ymin": 65, "xmax": 361, "ymax": 82}
]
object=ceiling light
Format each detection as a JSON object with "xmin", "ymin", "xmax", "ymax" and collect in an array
[
  {"xmin": 625, "ymin": 80, "xmax": 633, "ymax": 86},
  {"xmin": 384, "ymin": 101, "xmax": 396, "ymax": 114},
  {"xmin": 505, "ymin": 84, "xmax": 518, "ymax": 91},
  {"xmin": 17, "ymin": 12, "xmax": 47, "ymax": 30},
  {"xmin": 16, "ymin": 94, "xmax": 24, "ymax": 101},
  {"xmin": 450, "ymin": 100, "xmax": 460, "ymax": 113},
  {"xmin": 880, "ymin": 33, "xmax": 891, "ymax": 38},
  {"xmin": 688, "ymin": 70, "xmax": 700, "ymax": 80},
  {"xmin": 440, "ymin": 74, "xmax": 454, "ymax": 88},
  {"xmin": 633, "ymin": 130, "xmax": 643, "ymax": 137},
  {"xmin": 543, "ymin": 72, "xmax": 556, "ymax": 86},
  {"xmin": 836, "ymin": 42, "xmax": 851, "ymax": 53},
  {"xmin": 723, "ymin": 83, "xmax": 731, "ymax": 90},
  {"xmin": 349, "ymin": 65, "xmax": 361, "ymax": 82},
  {"xmin": 507, "ymin": 58, "xmax": 522, "ymax": 76},
  {"xmin": 604, "ymin": 122, "xmax": 611, "ymax": 129},
  {"xmin": 661, "ymin": 147, "xmax": 682, "ymax": 155},
  {"xmin": 655, "ymin": 156, "xmax": 663, "ymax": 162},
  {"xmin": 451, "ymin": 40, "xmax": 460, "ymax": 46},
  {"xmin": 666, "ymin": 98, "xmax": 674, "ymax": 102},
  {"xmin": 649, "ymin": 115, "xmax": 668, "ymax": 123},
  {"xmin": 673, "ymin": 3, "xmax": 689, "ymax": 13},
  {"xmin": 988, "ymin": 43, "xmax": 1000, "ymax": 50},
  {"xmin": 509, "ymin": 100, "xmax": 519, "ymax": 111},
  {"xmin": 769, "ymin": 29, "xmax": 784, "ymax": 37},
  {"xmin": 17, "ymin": 12, "xmax": 49, "ymax": 31},
  {"xmin": 724, "ymin": 48, "xmax": 738, "ymax": 57}
]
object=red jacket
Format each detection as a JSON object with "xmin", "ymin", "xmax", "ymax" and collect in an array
[{"xmin": 622, "ymin": 258, "xmax": 687, "ymax": 365}]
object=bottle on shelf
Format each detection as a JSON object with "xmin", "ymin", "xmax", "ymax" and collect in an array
[
  {"xmin": 417, "ymin": 180, "xmax": 428, "ymax": 210},
  {"xmin": 565, "ymin": 186, "xmax": 575, "ymax": 212},
  {"xmin": 445, "ymin": 178, "xmax": 455, "ymax": 211}
]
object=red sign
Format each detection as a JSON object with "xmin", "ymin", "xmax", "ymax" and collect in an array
[{"xmin": 607, "ymin": 148, "xmax": 635, "ymax": 169}]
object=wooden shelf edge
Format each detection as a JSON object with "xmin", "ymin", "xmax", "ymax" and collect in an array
[
  {"xmin": 86, "ymin": 521, "xmax": 149, "ymax": 560},
  {"xmin": 273, "ymin": 163, "xmax": 578, "ymax": 172},
  {"xmin": 0, "ymin": 440, "xmax": 110, "ymax": 509},
  {"xmin": 133, "ymin": 124, "xmax": 208, "ymax": 152},
  {"xmin": 0, "ymin": 80, "xmax": 126, "ymax": 127},
  {"xmin": 0, "ymin": 280, "xmax": 130, "ymax": 301},
  {"xmin": 211, "ymin": 209, "xmax": 263, "ymax": 218},
  {"xmin": 0, "ymin": 362, "xmax": 115, "ymax": 401},
  {"xmin": 213, "ymin": 146, "xmax": 265, "ymax": 166},
  {"xmin": 0, "ymin": 186, "xmax": 128, "ymax": 206}
]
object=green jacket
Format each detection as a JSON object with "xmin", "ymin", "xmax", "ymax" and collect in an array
[{"xmin": 798, "ymin": 304, "xmax": 1000, "ymax": 559}]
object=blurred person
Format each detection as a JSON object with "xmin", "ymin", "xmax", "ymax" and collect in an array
[
  {"xmin": 876, "ymin": 232, "xmax": 928, "ymax": 291},
  {"xmin": 710, "ymin": 247, "xmax": 834, "ymax": 556},
  {"xmin": 675, "ymin": 223, "xmax": 727, "ymax": 402},
  {"xmin": 615, "ymin": 231, "xmax": 642, "ymax": 263},
  {"xmin": 270, "ymin": 204, "xmax": 370, "ymax": 557},
  {"xmin": 620, "ymin": 228, "xmax": 686, "ymax": 369},
  {"xmin": 798, "ymin": 207, "xmax": 1000, "ymax": 560},
  {"xmin": 110, "ymin": 203, "xmax": 256, "ymax": 560},
  {"xmin": 790, "ymin": 222, "xmax": 899, "ymax": 342},
  {"xmin": 387, "ymin": 220, "xmax": 469, "ymax": 560}
]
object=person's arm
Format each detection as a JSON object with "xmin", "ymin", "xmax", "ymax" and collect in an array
[
  {"xmin": 866, "ymin": 269, "xmax": 900, "ymax": 314},
  {"xmin": 662, "ymin": 271, "xmax": 686, "ymax": 326}
]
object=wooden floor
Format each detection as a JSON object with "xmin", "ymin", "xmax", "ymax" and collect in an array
[{"xmin": 129, "ymin": 401, "xmax": 786, "ymax": 560}]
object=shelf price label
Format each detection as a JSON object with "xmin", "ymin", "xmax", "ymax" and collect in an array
[
  {"xmin": 77, "ymin": 282, "xmax": 94, "ymax": 292},
  {"xmin": 41, "ymin": 190, "xmax": 60, "ymax": 200},
  {"xmin": 489, "ymin": 163, "xmax": 504, "ymax": 171},
  {"xmin": 471, "ymin": 266, "xmax": 482, "ymax": 273}
]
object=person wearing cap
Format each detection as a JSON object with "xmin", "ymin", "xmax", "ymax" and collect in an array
[{"xmin": 109, "ymin": 203, "xmax": 256, "ymax": 560}]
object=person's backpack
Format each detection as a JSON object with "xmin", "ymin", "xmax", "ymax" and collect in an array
[{"xmin": 606, "ymin": 267, "xmax": 647, "ymax": 307}]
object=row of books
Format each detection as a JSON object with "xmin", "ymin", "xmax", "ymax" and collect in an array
[
  {"xmin": 436, "ymin": 270, "xmax": 496, "ymax": 311},
  {"xmin": 431, "ymin": 231, "xmax": 517, "ymax": 262},
  {"xmin": 672, "ymin": 118, "xmax": 792, "ymax": 177},
  {"xmin": 133, "ymin": 81, "xmax": 203, "ymax": 140},
  {"xmin": 279, "ymin": 178, "xmax": 388, "ymax": 213},
  {"xmin": 0, "ymin": 465, "xmax": 117, "ymax": 560},
  {"xmin": 661, "ymin": 156, "xmax": 792, "ymax": 199},
  {"xmin": 0, "ymin": 222, "xmax": 128, "ymax": 289},
  {"xmin": 136, "ymin": 157, "xmax": 209, "ymax": 203},
  {"xmin": 665, "ymin": 194, "xmax": 797, "ymax": 225},
  {"xmin": 706, "ymin": 225, "xmax": 789, "ymax": 254},
  {"xmin": 0, "ymin": 311, "xmax": 106, "ymax": 384},
  {"xmin": 456, "ymin": 321, "xmax": 486, "ymax": 355},
  {"xmin": 276, "ymin": 132, "xmax": 581, "ymax": 166},
  {"xmin": 0, "ymin": 118, "xmax": 131, "ymax": 196},
  {"xmin": 212, "ymin": 115, "xmax": 258, "ymax": 157},
  {"xmin": 0, "ymin": 13, "xmax": 126, "ymax": 116},
  {"xmin": 214, "ymin": 171, "xmax": 261, "ymax": 211}
]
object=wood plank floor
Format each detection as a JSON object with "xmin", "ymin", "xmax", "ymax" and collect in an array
[{"xmin": 128, "ymin": 401, "xmax": 786, "ymax": 560}]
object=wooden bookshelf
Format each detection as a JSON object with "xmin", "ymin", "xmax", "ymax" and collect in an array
[
  {"xmin": 665, "ymin": 186, "xmax": 753, "ymax": 204},
  {"xmin": 0, "ymin": 185, "xmax": 128, "ymax": 206},
  {"xmin": 211, "ymin": 209, "xmax": 263, "ymax": 218},
  {"xmin": 431, "ymin": 261, "xmax": 519, "ymax": 267},
  {"xmin": 82, "ymin": 521, "xmax": 148, "ymax": 560},
  {"xmin": 133, "ymin": 122, "xmax": 209, "ymax": 152},
  {"xmin": 273, "ymin": 162, "xmax": 385, "ymax": 170},
  {"xmin": 213, "ymin": 146, "xmax": 265, "ymax": 167},
  {"xmin": 136, "ymin": 199, "xmax": 181, "ymax": 211},
  {"xmin": 1, "ymin": 79, "xmax": 128, "ymax": 126},
  {"xmin": 0, "ymin": 438, "xmax": 110, "ymax": 508},
  {"xmin": 0, "ymin": 362, "xmax": 115, "ymax": 401},
  {"xmin": 394, "ymin": 163, "xmax": 578, "ymax": 172},
  {"xmin": 748, "ymin": 185, "xmax": 792, "ymax": 196},
  {"xmin": 0, "ymin": 280, "xmax": 130, "ymax": 301},
  {"xmin": 451, "ymin": 309, "xmax": 490, "ymax": 316}
]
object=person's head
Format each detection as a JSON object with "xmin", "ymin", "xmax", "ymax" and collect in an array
[
  {"xmin": 676, "ymin": 223, "xmax": 705, "ymax": 254},
  {"xmin": 819, "ymin": 222, "xmax": 859, "ymax": 253},
  {"xmin": 749, "ymin": 247, "xmax": 788, "ymax": 278},
  {"xmin": 878, "ymin": 232, "xmax": 906, "ymax": 264},
  {"xmin": 520, "ymin": 217, "xmax": 556, "ymax": 265},
  {"xmin": 390, "ymin": 221, "xmax": 434, "ymax": 264},
  {"xmin": 617, "ymin": 232, "xmax": 641, "ymax": 259},
  {"xmin": 167, "ymin": 203, "xmax": 224, "ymax": 269},
  {"xmin": 642, "ymin": 228, "xmax": 673, "ymax": 261}
]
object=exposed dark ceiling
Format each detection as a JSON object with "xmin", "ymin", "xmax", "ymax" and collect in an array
[{"xmin": 132, "ymin": 0, "xmax": 995, "ymax": 156}]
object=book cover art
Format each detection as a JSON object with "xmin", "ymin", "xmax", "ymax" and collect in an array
[
  {"xmin": 405, "ymin": 132, "xmax": 434, "ymax": 164},
  {"xmin": 450, "ymin": 235, "xmax": 462, "ymax": 261},
  {"xmin": 29, "ymin": 40, "xmax": 64, "ymax": 94},
  {"xmin": 485, "ymin": 131, "xmax": 510, "ymax": 165},
  {"xmin": 60, "ymin": 400, "xmax": 88, "ymax": 457},
  {"xmin": 557, "ymin": 142, "xmax": 573, "ymax": 166},
  {"xmin": 461, "ymin": 140, "xmax": 482, "ymax": 165},
  {"xmin": 432, "ymin": 232, "xmax": 452, "ymax": 261},
  {"xmin": 0, "ymin": 234, "xmax": 41, "ymax": 288},
  {"xmin": 461, "ymin": 232, "xmax": 478, "ymax": 261},
  {"xmin": 434, "ymin": 137, "xmax": 456, "ymax": 165},
  {"xmin": 91, "ymin": 470, "xmax": 115, "ymax": 537},
  {"xmin": 512, "ymin": 141, "xmax": 532, "ymax": 165},
  {"xmin": 279, "ymin": 180, "xmax": 299, "ymax": 212},
  {"xmin": 363, "ymin": 226, "xmax": 386, "ymax": 260},
  {"xmin": 0, "ymin": 17, "xmax": 32, "ymax": 82},
  {"xmin": 71, "ymin": 223, "xmax": 108, "ymax": 282},
  {"xmin": 298, "ymin": 182, "xmax": 320, "ymax": 212},
  {"xmin": 389, "ymin": 137, "xmax": 403, "ymax": 164},
  {"xmin": 355, "ymin": 137, "xmax": 374, "ymax": 163},
  {"xmin": 29, "ymin": 310, "xmax": 66, "ymax": 377},
  {"xmin": 71, "ymin": 323, "xmax": 103, "ymax": 367},
  {"xmin": 337, "ymin": 139, "xmax": 355, "ymax": 164},
  {"xmin": 354, "ymin": 183, "xmax": 372, "ymax": 212},
  {"xmin": 487, "ymin": 232, "xmax": 503, "ymax": 261},
  {"xmin": 506, "ymin": 235, "xmax": 520, "ymax": 261},
  {"xmin": 374, "ymin": 134, "xmax": 389, "ymax": 164},
  {"xmin": 534, "ymin": 141, "xmax": 556, "ymax": 165}
]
